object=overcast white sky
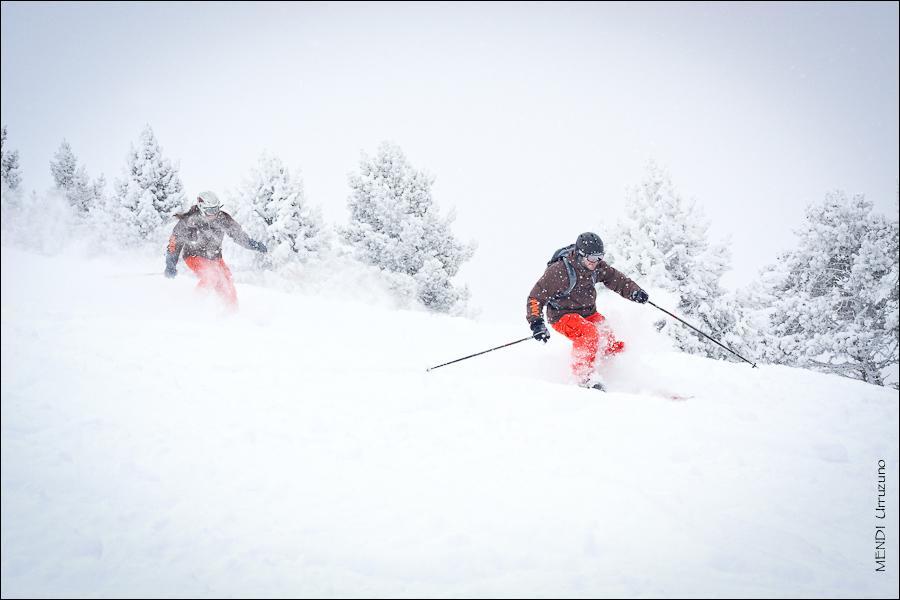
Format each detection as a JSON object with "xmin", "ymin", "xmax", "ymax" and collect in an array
[{"xmin": 2, "ymin": 1, "xmax": 897, "ymax": 319}]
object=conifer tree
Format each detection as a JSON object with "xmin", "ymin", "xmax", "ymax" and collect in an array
[
  {"xmin": 113, "ymin": 125, "xmax": 184, "ymax": 241},
  {"xmin": 341, "ymin": 142, "xmax": 474, "ymax": 312},
  {"xmin": 608, "ymin": 161, "xmax": 749, "ymax": 359},
  {"xmin": 759, "ymin": 191, "xmax": 899, "ymax": 385},
  {"xmin": 50, "ymin": 140, "xmax": 103, "ymax": 215},
  {"xmin": 233, "ymin": 152, "xmax": 328, "ymax": 266},
  {"xmin": 1, "ymin": 126, "xmax": 22, "ymax": 192}
]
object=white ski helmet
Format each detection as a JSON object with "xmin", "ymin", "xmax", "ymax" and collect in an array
[{"xmin": 197, "ymin": 190, "xmax": 223, "ymax": 214}]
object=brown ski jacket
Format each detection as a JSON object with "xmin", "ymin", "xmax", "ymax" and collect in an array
[{"xmin": 526, "ymin": 250, "xmax": 642, "ymax": 325}]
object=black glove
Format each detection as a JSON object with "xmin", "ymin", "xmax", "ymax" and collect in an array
[
  {"xmin": 530, "ymin": 319, "xmax": 550, "ymax": 343},
  {"xmin": 249, "ymin": 239, "xmax": 268, "ymax": 253},
  {"xmin": 631, "ymin": 289, "xmax": 649, "ymax": 304}
]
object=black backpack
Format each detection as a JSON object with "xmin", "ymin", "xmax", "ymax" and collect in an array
[{"xmin": 545, "ymin": 244, "xmax": 598, "ymax": 308}]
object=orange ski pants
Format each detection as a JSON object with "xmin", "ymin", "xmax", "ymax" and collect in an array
[
  {"xmin": 551, "ymin": 312, "xmax": 625, "ymax": 380},
  {"xmin": 183, "ymin": 256, "xmax": 238, "ymax": 310}
]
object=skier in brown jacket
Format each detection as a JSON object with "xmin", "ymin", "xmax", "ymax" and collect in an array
[
  {"xmin": 526, "ymin": 232, "xmax": 649, "ymax": 390},
  {"xmin": 164, "ymin": 191, "xmax": 267, "ymax": 310}
]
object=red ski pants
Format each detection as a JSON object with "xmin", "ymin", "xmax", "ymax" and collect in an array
[
  {"xmin": 183, "ymin": 256, "xmax": 238, "ymax": 310},
  {"xmin": 551, "ymin": 312, "xmax": 625, "ymax": 379}
]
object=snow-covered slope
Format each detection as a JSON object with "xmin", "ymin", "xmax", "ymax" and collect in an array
[{"xmin": 2, "ymin": 247, "xmax": 898, "ymax": 598}]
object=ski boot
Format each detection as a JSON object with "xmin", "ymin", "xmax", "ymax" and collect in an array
[{"xmin": 578, "ymin": 374, "xmax": 606, "ymax": 392}]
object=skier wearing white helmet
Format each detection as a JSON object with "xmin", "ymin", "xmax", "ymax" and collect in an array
[{"xmin": 165, "ymin": 191, "xmax": 267, "ymax": 310}]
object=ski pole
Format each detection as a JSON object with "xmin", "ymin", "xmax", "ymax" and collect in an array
[
  {"xmin": 648, "ymin": 300, "xmax": 758, "ymax": 368},
  {"xmin": 426, "ymin": 337, "xmax": 533, "ymax": 372}
]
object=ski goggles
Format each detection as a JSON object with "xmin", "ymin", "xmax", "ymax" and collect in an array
[
  {"xmin": 199, "ymin": 204, "xmax": 221, "ymax": 216},
  {"xmin": 581, "ymin": 253, "xmax": 603, "ymax": 262}
]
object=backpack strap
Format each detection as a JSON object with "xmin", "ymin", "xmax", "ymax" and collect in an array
[{"xmin": 547, "ymin": 255, "xmax": 578, "ymax": 309}]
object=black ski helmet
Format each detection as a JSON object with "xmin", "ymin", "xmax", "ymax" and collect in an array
[{"xmin": 575, "ymin": 232, "xmax": 604, "ymax": 258}]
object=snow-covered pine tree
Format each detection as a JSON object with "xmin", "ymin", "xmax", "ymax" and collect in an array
[
  {"xmin": 69, "ymin": 167, "xmax": 93, "ymax": 215},
  {"xmin": 49, "ymin": 140, "xmax": 103, "ymax": 215},
  {"xmin": 1, "ymin": 126, "xmax": 25, "ymax": 241},
  {"xmin": 113, "ymin": 125, "xmax": 184, "ymax": 241},
  {"xmin": 607, "ymin": 161, "xmax": 751, "ymax": 360},
  {"xmin": 1, "ymin": 126, "xmax": 22, "ymax": 192},
  {"xmin": 91, "ymin": 174, "xmax": 107, "ymax": 210},
  {"xmin": 341, "ymin": 142, "xmax": 474, "ymax": 313},
  {"xmin": 50, "ymin": 140, "xmax": 78, "ymax": 191},
  {"xmin": 232, "ymin": 152, "xmax": 328, "ymax": 267},
  {"xmin": 759, "ymin": 191, "xmax": 899, "ymax": 386}
]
